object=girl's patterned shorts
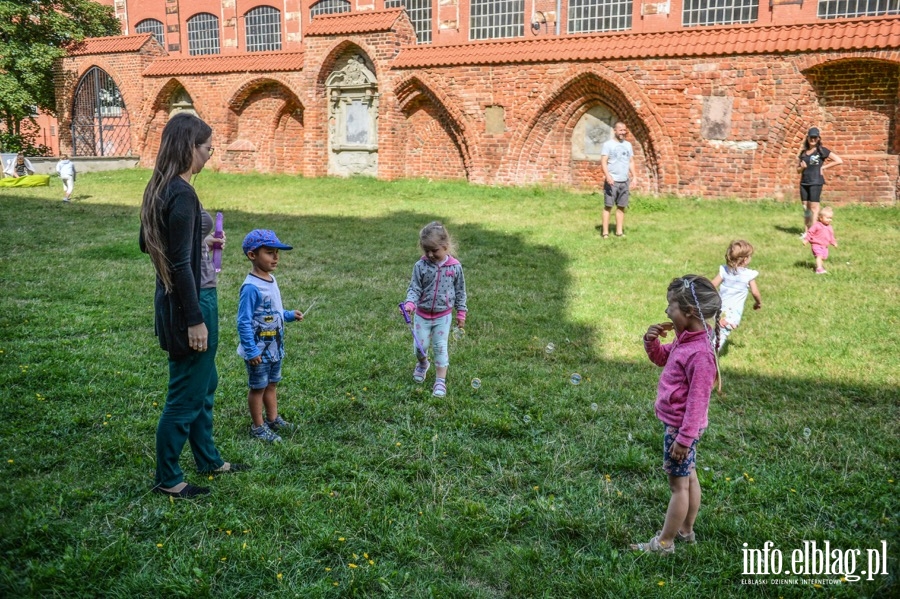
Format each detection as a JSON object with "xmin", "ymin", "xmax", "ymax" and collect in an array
[{"xmin": 663, "ymin": 424, "xmax": 703, "ymax": 477}]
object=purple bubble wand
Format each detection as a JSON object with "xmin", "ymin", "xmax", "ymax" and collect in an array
[
  {"xmin": 398, "ymin": 303, "xmax": 427, "ymax": 359},
  {"xmin": 212, "ymin": 212, "xmax": 224, "ymax": 272}
]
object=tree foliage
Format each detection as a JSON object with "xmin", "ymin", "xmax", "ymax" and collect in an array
[{"xmin": 0, "ymin": 0, "xmax": 120, "ymax": 129}]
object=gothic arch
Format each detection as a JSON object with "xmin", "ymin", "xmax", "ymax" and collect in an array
[
  {"xmin": 70, "ymin": 66, "xmax": 132, "ymax": 157},
  {"xmin": 507, "ymin": 68, "xmax": 671, "ymax": 192},
  {"xmin": 138, "ymin": 78, "xmax": 203, "ymax": 166},
  {"xmin": 771, "ymin": 56, "xmax": 900, "ymax": 200},
  {"xmin": 223, "ymin": 77, "xmax": 305, "ymax": 173},
  {"xmin": 394, "ymin": 74, "xmax": 477, "ymax": 180}
]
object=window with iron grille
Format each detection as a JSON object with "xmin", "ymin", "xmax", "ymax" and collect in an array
[
  {"xmin": 682, "ymin": 0, "xmax": 758, "ymax": 26},
  {"xmin": 245, "ymin": 6, "xmax": 282, "ymax": 51},
  {"xmin": 817, "ymin": 0, "xmax": 899, "ymax": 18},
  {"xmin": 385, "ymin": 0, "xmax": 433, "ymax": 44},
  {"xmin": 188, "ymin": 13, "xmax": 220, "ymax": 55},
  {"xmin": 135, "ymin": 19, "xmax": 165, "ymax": 46},
  {"xmin": 310, "ymin": 0, "xmax": 351, "ymax": 19},
  {"xmin": 568, "ymin": 0, "xmax": 632, "ymax": 33},
  {"xmin": 470, "ymin": 0, "xmax": 524, "ymax": 40}
]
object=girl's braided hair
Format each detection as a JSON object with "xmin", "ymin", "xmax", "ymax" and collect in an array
[{"xmin": 667, "ymin": 274, "xmax": 723, "ymax": 391}]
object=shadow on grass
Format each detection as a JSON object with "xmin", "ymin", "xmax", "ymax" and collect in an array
[
  {"xmin": 774, "ymin": 224, "xmax": 805, "ymax": 236},
  {"xmin": 0, "ymin": 195, "xmax": 896, "ymax": 598}
]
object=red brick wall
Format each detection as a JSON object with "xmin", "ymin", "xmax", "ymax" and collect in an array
[{"xmin": 57, "ymin": 23, "xmax": 899, "ymax": 202}]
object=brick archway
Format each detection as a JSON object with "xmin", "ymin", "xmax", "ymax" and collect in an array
[
  {"xmin": 223, "ymin": 78, "xmax": 305, "ymax": 174},
  {"xmin": 772, "ymin": 57, "xmax": 900, "ymax": 202},
  {"xmin": 394, "ymin": 74, "xmax": 476, "ymax": 181},
  {"xmin": 506, "ymin": 68, "xmax": 670, "ymax": 193}
]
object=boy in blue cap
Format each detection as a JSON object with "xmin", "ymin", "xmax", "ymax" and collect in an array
[{"xmin": 237, "ymin": 229, "xmax": 304, "ymax": 442}]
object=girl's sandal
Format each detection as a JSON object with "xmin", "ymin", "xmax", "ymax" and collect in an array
[
  {"xmin": 630, "ymin": 535, "xmax": 674, "ymax": 555},
  {"xmin": 413, "ymin": 360, "xmax": 430, "ymax": 383},
  {"xmin": 676, "ymin": 530, "xmax": 696, "ymax": 544}
]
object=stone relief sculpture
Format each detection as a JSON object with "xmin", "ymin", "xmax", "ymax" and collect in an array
[{"xmin": 325, "ymin": 54, "xmax": 380, "ymax": 176}]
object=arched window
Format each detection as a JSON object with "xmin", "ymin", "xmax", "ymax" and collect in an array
[
  {"xmin": 682, "ymin": 0, "xmax": 758, "ymax": 26},
  {"xmin": 188, "ymin": 13, "xmax": 220, "ymax": 55},
  {"xmin": 568, "ymin": 0, "xmax": 632, "ymax": 33},
  {"xmin": 470, "ymin": 0, "xmax": 524, "ymax": 40},
  {"xmin": 71, "ymin": 66, "xmax": 132, "ymax": 157},
  {"xmin": 310, "ymin": 0, "xmax": 351, "ymax": 19},
  {"xmin": 135, "ymin": 19, "xmax": 165, "ymax": 46},
  {"xmin": 385, "ymin": 0, "xmax": 432, "ymax": 44},
  {"xmin": 245, "ymin": 6, "xmax": 282, "ymax": 52}
]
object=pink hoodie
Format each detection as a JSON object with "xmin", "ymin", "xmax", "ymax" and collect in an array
[{"xmin": 644, "ymin": 329, "xmax": 717, "ymax": 447}]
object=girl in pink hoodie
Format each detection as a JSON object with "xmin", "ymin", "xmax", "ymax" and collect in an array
[{"xmin": 632, "ymin": 275, "xmax": 721, "ymax": 554}]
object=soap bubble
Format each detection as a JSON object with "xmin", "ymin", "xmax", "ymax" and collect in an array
[
  {"xmin": 545, "ymin": 343, "xmax": 555, "ymax": 354},
  {"xmin": 570, "ymin": 373, "xmax": 582, "ymax": 386},
  {"xmin": 471, "ymin": 378, "xmax": 481, "ymax": 390},
  {"xmin": 627, "ymin": 433, "xmax": 633, "ymax": 442},
  {"xmin": 453, "ymin": 327, "xmax": 466, "ymax": 340},
  {"xmin": 523, "ymin": 415, "xmax": 531, "ymax": 424},
  {"xmin": 590, "ymin": 402, "xmax": 598, "ymax": 412},
  {"xmin": 803, "ymin": 427, "xmax": 811, "ymax": 439}
]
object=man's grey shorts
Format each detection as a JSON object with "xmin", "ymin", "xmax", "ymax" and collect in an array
[{"xmin": 604, "ymin": 181, "xmax": 630, "ymax": 208}]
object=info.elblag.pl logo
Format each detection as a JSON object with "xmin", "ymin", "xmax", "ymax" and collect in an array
[{"xmin": 741, "ymin": 540, "xmax": 890, "ymax": 584}]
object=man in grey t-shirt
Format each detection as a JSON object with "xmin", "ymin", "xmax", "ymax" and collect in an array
[{"xmin": 600, "ymin": 122, "xmax": 637, "ymax": 238}]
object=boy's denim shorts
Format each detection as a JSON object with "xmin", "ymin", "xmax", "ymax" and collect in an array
[
  {"xmin": 246, "ymin": 359, "xmax": 282, "ymax": 390},
  {"xmin": 662, "ymin": 424, "xmax": 703, "ymax": 477}
]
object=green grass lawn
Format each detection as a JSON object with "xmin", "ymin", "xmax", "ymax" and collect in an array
[{"xmin": 0, "ymin": 170, "xmax": 897, "ymax": 598}]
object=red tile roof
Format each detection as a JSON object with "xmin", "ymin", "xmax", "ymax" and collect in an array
[
  {"xmin": 144, "ymin": 51, "xmax": 305, "ymax": 76},
  {"xmin": 305, "ymin": 8, "xmax": 404, "ymax": 36},
  {"xmin": 392, "ymin": 17, "xmax": 900, "ymax": 68},
  {"xmin": 67, "ymin": 34, "xmax": 154, "ymax": 56}
]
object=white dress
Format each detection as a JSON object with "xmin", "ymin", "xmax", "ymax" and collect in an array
[{"xmin": 718, "ymin": 265, "xmax": 758, "ymax": 344}]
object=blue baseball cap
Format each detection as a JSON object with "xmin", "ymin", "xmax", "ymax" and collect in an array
[{"xmin": 242, "ymin": 229, "xmax": 293, "ymax": 255}]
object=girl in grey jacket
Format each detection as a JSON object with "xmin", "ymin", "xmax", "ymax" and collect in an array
[{"xmin": 403, "ymin": 222, "xmax": 467, "ymax": 397}]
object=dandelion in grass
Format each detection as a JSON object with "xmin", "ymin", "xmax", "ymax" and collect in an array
[
  {"xmin": 395, "ymin": 442, "xmax": 401, "ymax": 447},
  {"xmin": 242, "ymin": 542, "xmax": 247, "ymax": 550},
  {"xmin": 803, "ymin": 427, "xmax": 811, "ymax": 439},
  {"xmin": 545, "ymin": 343, "xmax": 555, "ymax": 354},
  {"xmin": 471, "ymin": 378, "xmax": 481, "ymax": 390},
  {"xmin": 533, "ymin": 486, "xmax": 539, "ymax": 491},
  {"xmin": 277, "ymin": 573, "xmax": 283, "ymax": 582},
  {"xmin": 368, "ymin": 559, "xmax": 374, "ymax": 565},
  {"xmin": 790, "ymin": 489, "xmax": 796, "ymax": 493},
  {"xmin": 333, "ymin": 582, "xmax": 339, "ymax": 586},
  {"xmin": 348, "ymin": 563, "xmax": 358, "ymax": 569},
  {"xmin": 325, "ymin": 568, "xmax": 332, "ymax": 572},
  {"xmin": 658, "ymin": 581, "xmax": 665, "ymax": 587},
  {"xmin": 208, "ymin": 475, "xmax": 213, "ymax": 480},
  {"xmin": 7, "ymin": 459, "xmax": 13, "ymax": 464},
  {"xmin": 363, "ymin": 553, "xmax": 369, "ymax": 559},
  {"xmin": 156, "ymin": 543, "xmax": 163, "ymax": 548},
  {"xmin": 220, "ymin": 557, "xmax": 227, "ymax": 561},
  {"xmin": 226, "ymin": 530, "xmax": 231, "ymax": 535},
  {"xmin": 152, "ymin": 402, "xmax": 158, "ymax": 407},
  {"xmin": 726, "ymin": 477, "xmax": 731, "ymax": 481},
  {"xmin": 570, "ymin": 373, "xmax": 582, "ymax": 385},
  {"xmin": 605, "ymin": 474, "xmax": 611, "ymax": 482},
  {"xmin": 338, "ymin": 537, "xmax": 346, "ymax": 542}
]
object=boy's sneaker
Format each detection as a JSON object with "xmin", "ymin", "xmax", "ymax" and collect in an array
[
  {"xmin": 413, "ymin": 359, "xmax": 430, "ymax": 383},
  {"xmin": 815, "ymin": 267, "xmax": 827, "ymax": 274},
  {"xmin": 266, "ymin": 415, "xmax": 297, "ymax": 433},
  {"xmin": 250, "ymin": 423, "xmax": 282, "ymax": 443}
]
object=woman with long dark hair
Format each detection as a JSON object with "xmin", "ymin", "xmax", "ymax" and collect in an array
[
  {"xmin": 140, "ymin": 113, "xmax": 247, "ymax": 498},
  {"xmin": 798, "ymin": 127, "xmax": 842, "ymax": 233}
]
